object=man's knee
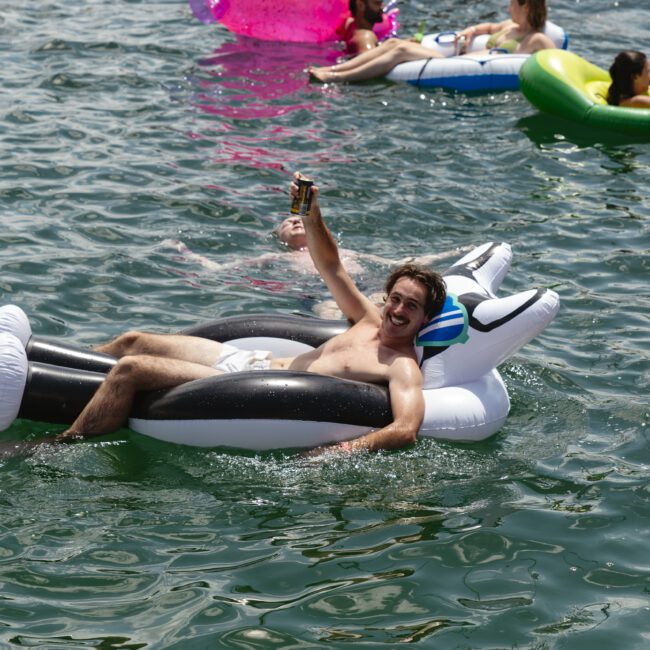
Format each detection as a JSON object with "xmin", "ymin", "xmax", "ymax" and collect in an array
[
  {"xmin": 112, "ymin": 330, "xmax": 148, "ymax": 355},
  {"xmin": 394, "ymin": 40, "xmax": 415, "ymax": 57},
  {"xmin": 109, "ymin": 354, "xmax": 144, "ymax": 386}
]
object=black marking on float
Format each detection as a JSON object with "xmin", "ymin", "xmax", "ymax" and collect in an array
[
  {"xmin": 443, "ymin": 242, "xmax": 502, "ymax": 281},
  {"xmin": 18, "ymin": 362, "xmax": 105, "ymax": 425},
  {"xmin": 132, "ymin": 371, "xmax": 392, "ymax": 427},
  {"xmin": 466, "ymin": 288, "xmax": 546, "ymax": 333},
  {"xmin": 26, "ymin": 337, "xmax": 116, "ymax": 373}
]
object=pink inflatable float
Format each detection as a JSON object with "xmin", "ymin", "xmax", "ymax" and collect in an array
[{"xmin": 188, "ymin": 0, "xmax": 398, "ymax": 44}]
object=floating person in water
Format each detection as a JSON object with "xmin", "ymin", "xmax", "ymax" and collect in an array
[
  {"xmin": 31, "ymin": 174, "xmax": 446, "ymax": 453},
  {"xmin": 167, "ymin": 214, "xmax": 466, "ymax": 319},
  {"xmin": 607, "ymin": 51, "xmax": 650, "ymax": 108},
  {"xmin": 169, "ymin": 215, "xmax": 465, "ymax": 277},
  {"xmin": 309, "ymin": 0, "xmax": 556, "ymax": 84}
]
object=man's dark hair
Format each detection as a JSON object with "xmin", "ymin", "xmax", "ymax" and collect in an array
[
  {"xmin": 384, "ymin": 264, "xmax": 446, "ymax": 319},
  {"xmin": 349, "ymin": 0, "xmax": 357, "ymax": 13}
]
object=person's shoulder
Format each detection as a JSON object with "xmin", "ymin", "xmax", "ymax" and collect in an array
[
  {"xmin": 622, "ymin": 95, "xmax": 650, "ymax": 108},
  {"xmin": 387, "ymin": 349, "xmax": 422, "ymax": 381},
  {"xmin": 528, "ymin": 32, "xmax": 556, "ymax": 51},
  {"xmin": 348, "ymin": 29, "xmax": 378, "ymax": 54},
  {"xmin": 497, "ymin": 18, "xmax": 516, "ymax": 31}
]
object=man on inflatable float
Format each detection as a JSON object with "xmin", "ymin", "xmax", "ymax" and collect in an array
[
  {"xmin": 2, "ymin": 174, "xmax": 447, "ymax": 455},
  {"xmin": 0, "ymin": 174, "xmax": 560, "ymax": 454}
]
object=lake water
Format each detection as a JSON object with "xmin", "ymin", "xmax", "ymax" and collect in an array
[{"xmin": 1, "ymin": 0, "xmax": 649, "ymax": 647}]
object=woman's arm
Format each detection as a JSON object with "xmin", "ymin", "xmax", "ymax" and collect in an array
[{"xmin": 456, "ymin": 18, "xmax": 511, "ymax": 44}]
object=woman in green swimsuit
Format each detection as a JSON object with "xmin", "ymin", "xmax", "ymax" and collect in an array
[{"xmin": 309, "ymin": 0, "xmax": 556, "ymax": 84}]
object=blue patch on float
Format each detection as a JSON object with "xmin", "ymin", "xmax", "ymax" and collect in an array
[{"xmin": 417, "ymin": 293, "xmax": 469, "ymax": 347}]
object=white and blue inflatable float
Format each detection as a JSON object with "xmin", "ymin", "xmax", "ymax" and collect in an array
[
  {"xmin": 386, "ymin": 22, "xmax": 568, "ymax": 92},
  {"xmin": 0, "ymin": 242, "xmax": 559, "ymax": 450}
]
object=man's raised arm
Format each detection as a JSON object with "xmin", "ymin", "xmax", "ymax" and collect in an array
[{"xmin": 292, "ymin": 173, "xmax": 376, "ymax": 324}]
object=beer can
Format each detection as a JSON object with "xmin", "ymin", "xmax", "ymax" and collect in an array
[{"xmin": 291, "ymin": 178, "xmax": 313, "ymax": 216}]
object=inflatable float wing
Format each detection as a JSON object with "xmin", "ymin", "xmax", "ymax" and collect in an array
[
  {"xmin": 519, "ymin": 49, "xmax": 650, "ymax": 135},
  {"xmin": 386, "ymin": 22, "xmax": 567, "ymax": 92},
  {"xmin": 0, "ymin": 243, "xmax": 559, "ymax": 449}
]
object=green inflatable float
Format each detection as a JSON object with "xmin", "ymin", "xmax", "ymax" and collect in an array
[{"xmin": 520, "ymin": 49, "xmax": 650, "ymax": 135}]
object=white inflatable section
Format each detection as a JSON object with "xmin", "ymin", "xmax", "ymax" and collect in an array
[
  {"xmin": 129, "ymin": 418, "xmax": 369, "ymax": 451},
  {"xmin": 422, "ymin": 286, "xmax": 560, "ymax": 390},
  {"xmin": 0, "ymin": 333, "xmax": 28, "ymax": 431},
  {"xmin": 420, "ymin": 370, "xmax": 510, "ymax": 441},
  {"xmin": 386, "ymin": 22, "xmax": 567, "ymax": 90},
  {"xmin": 450, "ymin": 241, "xmax": 512, "ymax": 297},
  {"xmin": 226, "ymin": 337, "xmax": 314, "ymax": 356},
  {"xmin": 0, "ymin": 305, "xmax": 32, "ymax": 347}
]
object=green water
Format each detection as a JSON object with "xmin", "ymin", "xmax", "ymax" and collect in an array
[{"xmin": 1, "ymin": 0, "xmax": 649, "ymax": 647}]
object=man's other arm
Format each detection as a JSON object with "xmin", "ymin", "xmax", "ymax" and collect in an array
[
  {"xmin": 296, "ymin": 174, "xmax": 377, "ymax": 324},
  {"xmin": 307, "ymin": 358, "xmax": 423, "ymax": 454}
]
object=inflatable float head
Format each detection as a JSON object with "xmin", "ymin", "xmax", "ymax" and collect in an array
[{"xmin": 417, "ymin": 242, "xmax": 559, "ymax": 389}]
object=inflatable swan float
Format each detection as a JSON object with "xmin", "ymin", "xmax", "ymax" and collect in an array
[{"xmin": 0, "ymin": 242, "xmax": 559, "ymax": 450}]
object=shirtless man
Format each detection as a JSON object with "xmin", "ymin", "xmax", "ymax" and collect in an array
[
  {"xmin": 56, "ymin": 175, "xmax": 446, "ymax": 453},
  {"xmin": 341, "ymin": 0, "xmax": 385, "ymax": 55}
]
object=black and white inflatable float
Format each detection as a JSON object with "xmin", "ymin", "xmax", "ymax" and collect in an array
[{"xmin": 0, "ymin": 242, "xmax": 559, "ymax": 450}]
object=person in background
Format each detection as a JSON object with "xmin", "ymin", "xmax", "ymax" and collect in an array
[
  {"xmin": 309, "ymin": 0, "xmax": 555, "ymax": 84},
  {"xmin": 170, "ymin": 215, "xmax": 466, "ymax": 276},
  {"xmin": 338, "ymin": 0, "xmax": 386, "ymax": 55},
  {"xmin": 607, "ymin": 51, "xmax": 650, "ymax": 108}
]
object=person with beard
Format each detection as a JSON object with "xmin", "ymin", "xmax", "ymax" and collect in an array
[
  {"xmin": 310, "ymin": 0, "xmax": 555, "ymax": 83},
  {"xmin": 50, "ymin": 174, "xmax": 446, "ymax": 453},
  {"xmin": 337, "ymin": 0, "xmax": 386, "ymax": 55}
]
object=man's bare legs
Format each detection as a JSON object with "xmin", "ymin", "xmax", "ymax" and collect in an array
[
  {"xmin": 54, "ymin": 332, "xmax": 229, "ymax": 441},
  {"xmin": 57, "ymin": 354, "xmax": 222, "ymax": 440},
  {"xmin": 319, "ymin": 38, "xmax": 401, "ymax": 72},
  {"xmin": 94, "ymin": 331, "xmax": 228, "ymax": 367},
  {"xmin": 309, "ymin": 39, "xmax": 443, "ymax": 83}
]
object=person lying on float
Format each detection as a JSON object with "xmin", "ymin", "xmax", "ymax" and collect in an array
[
  {"xmin": 310, "ymin": 0, "xmax": 555, "ymax": 83},
  {"xmin": 51, "ymin": 174, "xmax": 446, "ymax": 453}
]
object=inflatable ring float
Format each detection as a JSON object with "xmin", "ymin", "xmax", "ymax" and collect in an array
[
  {"xmin": 520, "ymin": 49, "xmax": 650, "ymax": 135},
  {"xmin": 0, "ymin": 243, "xmax": 559, "ymax": 450},
  {"xmin": 386, "ymin": 22, "xmax": 568, "ymax": 92}
]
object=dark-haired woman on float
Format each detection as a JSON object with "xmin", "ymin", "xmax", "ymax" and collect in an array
[
  {"xmin": 607, "ymin": 51, "xmax": 650, "ymax": 108},
  {"xmin": 309, "ymin": 0, "xmax": 555, "ymax": 83}
]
